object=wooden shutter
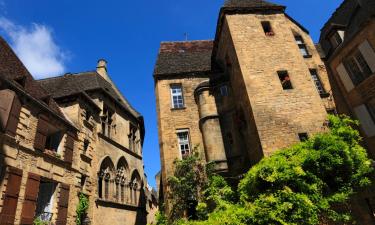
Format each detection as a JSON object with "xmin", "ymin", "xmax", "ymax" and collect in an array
[
  {"xmin": 64, "ymin": 131, "xmax": 76, "ymax": 164},
  {"xmin": 336, "ymin": 63, "xmax": 355, "ymax": 92},
  {"xmin": 0, "ymin": 167, "xmax": 22, "ymax": 225},
  {"xmin": 6, "ymin": 94, "xmax": 22, "ymax": 137},
  {"xmin": 20, "ymin": 173, "xmax": 40, "ymax": 225},
  {"xmin": 353, "ymin": 104, "xmax": 375, "ymax": 137},
  {"xmin": 56, "ymin": 184, "xmax": 70, "ymax": 225},
  {"xmin": 34, "ymin": 115, "xmax": 49, "ymax": 151},
  {"xmin": 359, "ymin": 40, "xmax": 375, "ymax": 73}
]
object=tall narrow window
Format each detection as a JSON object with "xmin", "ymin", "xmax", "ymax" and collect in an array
[
  {"xmin": 177, "ymin": 130, "xmax": 190, "ymax": 157},
  {"xmin": 101, "ymin": 105, "xmax": 114, "ymax": 138},
  {"xmin": 220, "ymin": 85, "xmax": 229, "ymax": 97},
  {"xmin": 366, "ymin": 103, "xmax": 375, "ymax": 123},
  {"xmin": 309, "ymin": 69, "xmax": 325, "ymax": 95},
  {"xmin": 170, "ymin": 84, "xmax": 184, "ymax": 109},
  {"xmin": 277, "ymin": 71, "xmax": 293, "ymax": 90},
  {"xmin": 261, "ymin": 21, "xmax": 274, "ymax": 36},
  {"xmin": 295, "ymin": 36, "xmax": 310, "ymax": 57},
  {"xmin": 344, "ymin": 50, "xmax": 372, "ymax": 85},
  {"xmin": 129, "ymin": 124, "xmax": 137, "ymax": 152},
  {"xmin": 121, "ymin": 185, "xmax": 125, "ymax": 203}
]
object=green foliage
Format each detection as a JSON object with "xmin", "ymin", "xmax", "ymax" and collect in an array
[
  {"xmin": 164, "ymin": 115, "xmax": 373, "ymax": 225},
  {"xmin": 76, "ymin": 193, "xmax": 89, "ymax": 225},
  {"xmin": 33, "ymin": 217, "xmax": 49, "ymax": 225},
  {"xmin": 155, "ymin": 211, "xmax": 168, "ymax": 225},
  {"xmin": 167, "ymin": 147, "xmax": 208, "ymax": 221}
]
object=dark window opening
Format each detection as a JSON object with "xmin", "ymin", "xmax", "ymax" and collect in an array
[
  {"xmin": 129, "ymin": 124, "xmax": 137, "ymax": 152},
  {"xmin": 220, "ymin": 85, "xmax": 229, "ymax": 97},
  {"xmin": 344, "ymin": 50, "xmax": 372, "ymax": 85},
  {"xmin": 295, "ymin": 35, "xmax": 310, "ymax": 57},
  {"xmin": 83, "ymin": 139, "xmax": 89, "ymax": 153},
  {"xmin": 85, "ymin": 110, "xmax": 91, "ymax": 121},
  {"xmin": 298, "ymin": 133, "xmax": 309, "ymax": 142},
  {"xmin": 261, "ymin": 21, "xmax": 274, "ymax": 36},
  {"xmin": 101, "ymin": 105, "xmax": 114, "ymax": 138},
  {"xmin": 41, "ymin": 96, "xmax": 51, "ymax": 106},
  {"xmin": 277, "ymin": 71, "xmax": 293, "ymax": 90},
  {"xmin": 187, "ymin": 200, "xmax": 198, "ymax": 220},
  {"xmin": 45, "ymin": 131, "xmax": 63, "ymax": 152},
  {"xmin": 98, "ymin": 177, "xmax": 103, "ymax": 198},
  {"xmin": 329, "ymin": 31, "xmax": 343, "ymax": 49},
  {"xmin": 35, "ymin": 180, "xmax": 56, "ymax": 223},
  {"xmin": 366, "ymin": 103, "xmax": 375, "ymax": 123},
  {"xmin": 309, "ymin": 69, "xmax": 326, "ymax": 95},
  {"xmin": 80, "ymin": 175, "xmax": 87, "ymax": 187}
]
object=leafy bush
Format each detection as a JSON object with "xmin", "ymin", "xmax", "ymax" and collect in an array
[
  {"xmin": 161, "ymin": 115, "xmax": 373, "ymax": 225},
  {"xmin": 76, "ymin": 193, "xmax": 89, "ymax": 225}
]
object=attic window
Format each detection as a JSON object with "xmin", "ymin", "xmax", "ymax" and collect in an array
[
  {"xmin": 261, "ymin": 21, "xmax": 274, "ymax": 36},
  {"xmin": 329, "ymin": 31, "xmax": 344, "ymax": 49},
  {"xmin": 14, "ymin": 77, "xmax": 26, "ymax": 87},
  {"xmin": 277, "ymin": 71, "xmax": 293, "ymax": 90}
]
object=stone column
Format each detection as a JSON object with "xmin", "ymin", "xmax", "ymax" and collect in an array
[{"xmin": 195, "ymin": 81, "xmax": 228, "ymax": 173}]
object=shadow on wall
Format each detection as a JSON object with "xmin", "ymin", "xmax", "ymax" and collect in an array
[{"xmin": 134, "ymin": 182, "xmax": 147, "ymax": 225}]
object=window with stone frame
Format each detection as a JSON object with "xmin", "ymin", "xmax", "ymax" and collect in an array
[
  {"xmin": 170, "ymin": 84, "xmax": 184, "ymax": 109},
  {"xmin": 261, "ymin": 21, "xmax": 274, "ymax": 36},
  {"xmin": 128, "ymin": 123, "xmax": 137, "ymax": 152},
  {"xmin": 35, "ymin": 180, "xmax": 57, "ymax": 223},
  {"xmin": 329, "ymin": 31, "xmax": 344, "ymax": 49},
  {"xmin": 101, "ymin": 104, "xmax": 114, "ymax": 138},
  {"xmin": 294, "ymin": 35, "xmax": 310, "ymax": 57},
  {"xmin": 309, "ymin": 69, "xmax": 326, "ymax": 95},
  {"xmin": 344, "ymin": 50, "xmax": 372, "ymax": 85},
  {"xmin": 277, "ymin": 71, "xmax": 293, "ymax": 90},
  {"xmin": 177, "ymin": 129, "xmax": 191, "ymax": 158}
]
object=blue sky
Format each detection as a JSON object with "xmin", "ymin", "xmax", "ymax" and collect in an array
[{"xmin": 0, "ymin": 0, "xmax": 342, "ymax": 188}]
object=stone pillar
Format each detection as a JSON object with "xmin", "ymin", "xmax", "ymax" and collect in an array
[{"xmin": 195, "ymin": 81, "xmax": 228, "ymax": 173}]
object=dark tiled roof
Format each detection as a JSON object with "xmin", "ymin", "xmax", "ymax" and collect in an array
[
  {"xmin": 319, "ymin": 0, "xmax": 375, "ymax": 58},
  {"xmin": 38, "ymin": 72, "xmax": 141, "ymax": 119},
  {"xmin": 154, "ymin": 40, "xmax": 213, "ymax": 77},
  {"xmin": 0, "ymin": 36, "xmax": 75, "ymax": 129},
  {"xmin": 223, "ymin": 0, "xmax": 284, "ymax": 9}
]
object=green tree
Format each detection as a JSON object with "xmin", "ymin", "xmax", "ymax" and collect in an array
[{"xmin": 158, "ymin": 115, "xmax": 373, "ymax": 225}]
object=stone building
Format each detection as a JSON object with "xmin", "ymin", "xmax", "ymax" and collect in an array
[
  {"xmin": 319, "ymin": 0, "xmax": 375, "ymax": 223},
  {"xmin": 154, "ymin": 0, "xmax": 335, "ymax": 212},
  {"xmin": 0, "ymin": 35, "xmax": 157, "ymax": 225}
]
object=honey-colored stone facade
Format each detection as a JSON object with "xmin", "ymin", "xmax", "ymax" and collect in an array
[{"xmin": 154, "ymin": 3, "xmax": 335, "ymax": 213}]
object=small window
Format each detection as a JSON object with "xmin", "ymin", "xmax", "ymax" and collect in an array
[
  {"xmin": 80, "ymin": 175, "xmax": 87, "ymax": 187},
  {"xmin": 101, "ymin": 105, "xmax": 114, "ymax": 138},
  {"xmin": 344, "ymin": 50, "xmax": 372, "ymax": 85},
  {"xmin": 45, "ymin": 131, "xmax": 63, "ymax": 152},
  {"xmin": 14, "ymin": 77, "xmax": 26, "ymax": 87},
  {"xmin": 170, "ymin": 84, "xmax": 184, "ymax": 109},
  {"xmin": 129, "ymin": 124, "xmax": 137, "ymax": 152},
  {"xmin": 177, "ymin": 130, "xmax": 190, "ymax": 158},
  {"xmin": 298, "ymin": 133, "xmax": 309, "ymax": 142},
  {"xmin": 309, "ymin": 69, "xmax": 325, "ymax": 95},
  {"xmin": 329, "ymin": 31, "xmax": 343, "ymax": 49},
  {"xmin": 220, "ymin": 85, "xmax": 229, "ymax": 97},
  {"xmin": 277, "ymin": 71, "xmax": 293, "ymax": 90},
  {"xmin": 83, "ymin": 139, "xmax": 89, "ymax": 153},
  {"xmin": 295, "ymin": 36, "xmax": 310, "ymax": 57},
  {"xmin": 85, "ymin": 110, "xmax": 91, "ymax": 121},
  {"xmin": 261, "ymin": 21, "xmax": 274, "ymax": 36}
]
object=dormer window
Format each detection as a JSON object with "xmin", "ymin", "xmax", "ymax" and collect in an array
[
  {"xmin": 261, "ymin": 21, "xmax": 274, "ymax": 36},
  {"xmin": 329, "ymin": 30, "xmax": 344, "ymax": 49}
]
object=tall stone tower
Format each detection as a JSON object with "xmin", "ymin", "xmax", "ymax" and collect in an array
[{"xmin": 154, "ymin": 0, "xmax": 335, "ymax": 212}]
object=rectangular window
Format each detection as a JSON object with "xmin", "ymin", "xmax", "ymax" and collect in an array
[
  {"xmin": 277, "ymin": 71, "xmax": 293, "ymax": 90},
  {"xmin": 177, "ymin": 130, "xmax": 190, "ymax": 157},
  {"xmin": 298, "ymin": 133, "xmax": 309, "ymax": 142},
  {"xmin": 170, "ymin": 84, "xmax": 184, "ymax": 109},
  {"xmin": 261, "ymin": 21, "xmax": 274, "ymax": 36},
  {"xmin": 344, "ymin": 50, "xmax": 372, "ymax": 85},
  {"xmin": 129, "ymin": 124, "xmax": 137, "ymax": 152},
  {"xmin": 45, "ymin": 131, "xmax": 63, "ymax": 152},
  {"xmin": 35, "ymin": 181, "xmax": 56, "ymax": 222},
  {"xmin": 329, "ymin": 31, "xmax": 343, "ymax": 49},
  {"xmin": 220, "ymin": 85, "xmax": 229, "ymax": 97},
  {"xmin": 309, "ymin": 69, "xmax": 325, "ymax": 95},
  {"xmin": 83, "ymin": 139, "xmax": 89, "ymax": 153},
  {"xmin": 295, "ymin": 36, "xmax": 310, "ymax": 57},
  {"xmin": 101, "ymin": 105, "xmax": 114, "ymax": 138}
]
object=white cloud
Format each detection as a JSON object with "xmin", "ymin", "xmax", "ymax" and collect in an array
[{"xmin": 0, "ymin": 17, "xmax": 67, "ymax": 79}]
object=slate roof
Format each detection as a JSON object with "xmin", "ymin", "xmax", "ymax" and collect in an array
[
  {"xmin": 0, "ymin": 36, "xmax": 76, "ymax": 129},
  {"xmin": 38, "ymin": 72, "xmax": 141, "ymax": 119},
  {"xmin": 153, "ymin": 40, "xmax": 213, "ymax": 77},
  {"xmin": 223, "ymin": 0, "xmax": 284, "ymax": 9}
]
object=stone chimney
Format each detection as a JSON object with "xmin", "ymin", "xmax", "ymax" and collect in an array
[{"xmin": 96, "ymin": 59, "xmax": 111, "ymax": 82}]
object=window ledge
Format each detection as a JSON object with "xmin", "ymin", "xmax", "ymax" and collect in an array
[
  {"xmin": 80, "ymin": 153, "xmax": 92, "ymax": 162},
  {"xmin": 303, "ymin": 55, "xmax": 313, "ymax": 58},
  {"xmin": 171, "ymin": 107, "xmax": 186, "ymax": 111}
]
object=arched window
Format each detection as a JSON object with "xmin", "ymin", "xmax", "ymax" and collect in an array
[
  {"xmin": 116, "ymin": 157, "xmax": 129, "ymax": 203},
  {"xmin": 98, "ymin": 157, "xmax": 114, "ymax": 200},
  {"xmin": 130, "ymin": 170, "xmax": 141, "ymax": 206}
]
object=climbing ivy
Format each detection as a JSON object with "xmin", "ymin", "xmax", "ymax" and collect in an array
[{"xmin": 76, "ymin": 193, "xmax": 89, "ymax": 225}]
